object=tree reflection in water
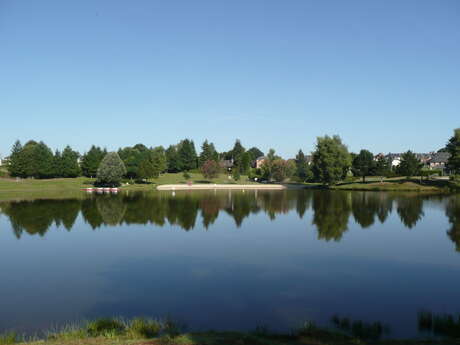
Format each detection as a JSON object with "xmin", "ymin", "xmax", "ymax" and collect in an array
[{"xmin": 1, "ymin": 190, "xmax": 458, "ymax": 251}]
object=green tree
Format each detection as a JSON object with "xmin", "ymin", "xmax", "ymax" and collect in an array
[
  {"xmin": 375, "ymin": 155, "xmax": 391, "ymax": 178},
  {"xmin": 312, "ymin": 135, "xmax": 351, "ymax": 185},
  {"xmin": 177, "ymin": 139, "xmax": 197, "ymax": 171},
  {"xmin": 247, "ymin": 147, "xmax": 264, "ymax": 161},
  {"xmin": 137, "ymin": 159, "xmax": 155, "ymax": 181},
  {"xmin": 96, "ymin": 152, "xmax": 127, "ymax": 187},
  {"xmin": 165, "ymin": 145, "xmax": 180, "ymax": 172},
  {"xmin": 397, "ymin": 150, "xmax": 423, "ymax": 179},
  {"xmin": 81, "ymin": 146, "xmax": 106, "ymax": 177},
  {"xmin": 240, "ymin": 152, "xmax": 251, "ymax": 175},
  {"xmin": 295, "ymin": 149, "xmax": 312, "ymax": 182},
  {"xmin": 7, "ymin": 140, "xmax": 24, "ymax": 177},
  {"xmin": 231, "ymin": 139, "xmax": 245, "ymax": 164},
  {"xmin": 201, "ymin": 160, "xmax": 220, "ymax": 179},
  {"xmin": 60, "ymin": 146, "xmax": 81, "ymax": 177},
  {"xmin": 33, "ymin": 141, "xmax": 55, "ymax": 179},
  {"xmin": 446, "ymin": 128, "xmax": 460, "ymax": 174},
  {"xmin": 260, "ymin": 148, "xmax": 279, "ymax": 180},
  {"xmin": 271, "ymin": 159, "xmax": 296, "ymax": 182},
  {"xmin": 352, "ymin": 149, "xmax": 375, "ymax": 183},
  {"xmin": 150, "ymin": 146, "xmax": 167, "ymax": 177},
  {"xmin": 232, "ymin": 168, "xmax": 241, "ymax": 181},
  {"xmin": 199, "ymin": 140, "xmax": 218, "ymax": 167}
]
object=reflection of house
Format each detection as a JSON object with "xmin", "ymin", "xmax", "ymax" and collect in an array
[
  {"xmin": 427, "ymin": 152, "xmax": 451, "ymax": 171},
  {"xmin": 255, "ymin": 156, "xmax": 266, "ymax": 169}
]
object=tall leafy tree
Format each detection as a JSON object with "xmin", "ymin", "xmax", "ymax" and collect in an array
[
  {"xmin": 81, "ymin": 146, "xmax": 106, "ymax": 177},
  {"xmin": 137, "ymin": 159, "xmax": 155, "ymax": 181},
  {"xmin": 352, "ymin": 149, "xmax": 375, "ymax": 183},
  {"xmin": 397, "ymin": 150, "xmax": 423, "ymax": 179},
  {"xmin": 96, "ymin": 152, "xmax": 127, "ymax": 186},
  {"xmin": 312, "ymin": 135, "xmax": 351, "ymax": 185},
  {"xmin": 446, "ymin": 128, "xmax": 460, "ymax": 174},
  {"xmin": 150, "ymin": 146, "xmax": 167, "ymax": 177}
]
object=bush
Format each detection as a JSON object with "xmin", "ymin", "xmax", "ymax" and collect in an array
[
  {"xmin": 200, "ymin": 160, "xmax": 220, "ymax": 179},
  {"xmin": 86, "ymin": 318, "xmax": 125, "ymax": 337},
  {"xmin": 127, "ymin": 318, "xmax": 161, "ymax": 339}
]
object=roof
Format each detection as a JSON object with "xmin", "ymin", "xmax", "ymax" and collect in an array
[
  {"xmin": 256, "ymin": 156, "xmax": 266, "ymax": 161},
  {"xmin": 430, "ymin": 152, "xmax": 451, "ymax": 163}
]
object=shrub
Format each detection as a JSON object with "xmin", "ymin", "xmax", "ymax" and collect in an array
[
  {"xmin": 127, "ymin": 318, "xmax": 161, "ymax": 339},
  {"xmin": 200, "ymin": 160, "xmax": 220, "ymax": 179},
  {"xmin": 86, "ymin": 318, "xmax": 125, "ymax": 337}
]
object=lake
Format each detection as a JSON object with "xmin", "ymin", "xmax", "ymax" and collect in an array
[{"xmin": 0, "ymin": 190, "xmax": 459, "ymax": 338}]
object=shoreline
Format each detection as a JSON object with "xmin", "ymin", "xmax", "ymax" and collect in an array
[{"xmin": 156, "ymin": 183, "xmax": 286, "ymax": 190}]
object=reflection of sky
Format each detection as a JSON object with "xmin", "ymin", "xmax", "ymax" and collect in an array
[{"xmin": 0, "ymin": 198, "xmax": 459, "ymax": 337}]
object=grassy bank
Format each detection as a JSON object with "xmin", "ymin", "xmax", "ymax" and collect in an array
[
  {"xmin": 0, "ymin": 173, "xmax": 257, "ymax": 201},
  {"xmin": 1, "ymin": 317, "xmax": 457, "ymax": 345},
  {"xmin": 329, "ymin": 177, "xmax": 455, "ymax": 193}
]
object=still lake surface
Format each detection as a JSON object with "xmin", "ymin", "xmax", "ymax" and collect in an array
[{"xmin": 0, "ymin": 190, "xmax": 459, "ymax": 337}]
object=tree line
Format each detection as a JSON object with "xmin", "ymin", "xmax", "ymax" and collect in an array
[{"xmin": 5, "ymin": 128, "xmax": 460, "ymax": 186}]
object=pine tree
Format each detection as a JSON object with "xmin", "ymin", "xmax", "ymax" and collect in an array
[
  {"xmin": 295, "ymin": 149, "xmax": 311, "ymax": 182},
  {"xmin": 81, "ymin": 146, "xmax": 106, "ymax": 177},
  {"xmin": 177, "ymin": 139, "xmax": 197, "ymax": 171},
  {"xmin": 165, "ymin": 145, "xmax": 180, "ymax": 172},
  {"xmin": 199, "ymin": 140, "xmax": 218, "ymax": 166},
  {"xmin": 60, "ymin": 146, "xmax": 81, "ymax": 177},
  {"xmin": 8, "ymin": 140, "xmax": 24, "ymax": 177}
]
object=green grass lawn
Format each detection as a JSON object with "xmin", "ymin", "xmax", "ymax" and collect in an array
[
  {"xmin": 0, "ymin": 173, "xmax": 258, "ymax": 201},
  {"xmin": 331, "ymin": 177, "xmax": 451, "ymax": 192}
]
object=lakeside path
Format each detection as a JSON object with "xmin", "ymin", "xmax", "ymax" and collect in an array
[{"xmin": 157, "ymin": 184, "xmax": 286, "ymax": 190}]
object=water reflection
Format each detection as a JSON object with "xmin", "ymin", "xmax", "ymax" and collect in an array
[{"xmin": 1, "ymin": 191, "xmax": 459, "ymax": 250}]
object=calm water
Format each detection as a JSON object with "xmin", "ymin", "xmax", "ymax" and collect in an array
[{"xmin": 0, "ymin": 190, "xmax": 459, "ymax": 337}]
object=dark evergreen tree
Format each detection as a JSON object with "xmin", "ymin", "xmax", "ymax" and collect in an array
[
  {"xmin": 60, "ymin": 146, "xmax": 81, "ymax": 177},
  {"xmin": 165, "ymin": 145, "xmax": 180, "ymax": 172},
  {"xmin": 446, "ymin": 128, "xmax": 460, "ymax": 174},
  {"xmin": 7, "ymin": 140, "xmax": 24, "ymax": 177},
  {"xmin": 177, "ymin": 139, "xmax": 197, "ymax": 171},
  {"xmin": 199, "ymin": 140, "xmax": 218, "ymax": 166},
  {"xmin": 247, "ymin": 147, "xmax": 264, "ymax": 161},
  {"xmin": 33, "ymin": 142, "xmax": 55, "ymax": 178},
  {"xmin": 81, "ymin": 146, "xmax": 106, "ymax": 178}
]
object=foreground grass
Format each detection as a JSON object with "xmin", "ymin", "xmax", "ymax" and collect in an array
[{"xmin": 3, "ymin": 317, "xmax": 459, "ymax": 345}]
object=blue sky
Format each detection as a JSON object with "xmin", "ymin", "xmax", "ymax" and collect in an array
[{"xmin": 1, "ymin": 0, "xmax": 459, "ymax": 158}]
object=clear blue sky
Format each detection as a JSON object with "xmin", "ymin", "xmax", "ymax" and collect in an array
[{"xmin": 1, "ymin": 0, "xmax": 459, "ymax": 158}]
